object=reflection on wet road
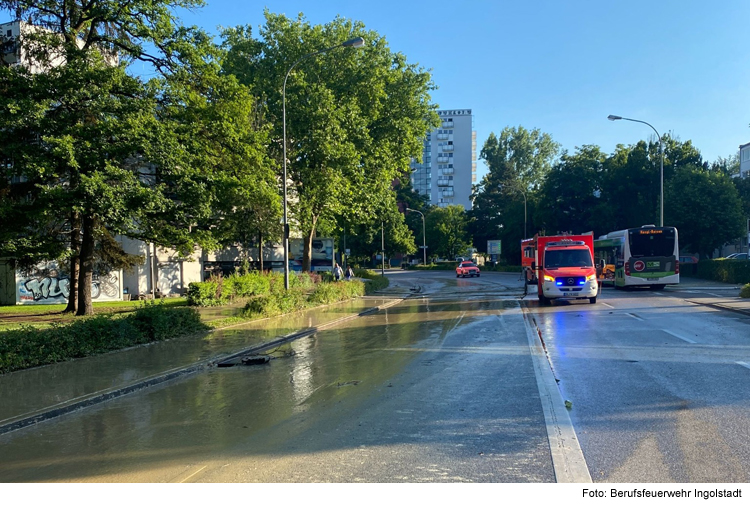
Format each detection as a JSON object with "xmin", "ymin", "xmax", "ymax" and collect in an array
[{"xmin": 0, "ymin": 272, "xmax": 554, "ymax": 482}]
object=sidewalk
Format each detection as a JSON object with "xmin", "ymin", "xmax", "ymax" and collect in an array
[
  {"xmin": 0, "ymin": 295, "xmax": 405, "ymax": 435},
  {"xmin": 671, "ymin": 276, "xmax": 750, "ymax": 316}
]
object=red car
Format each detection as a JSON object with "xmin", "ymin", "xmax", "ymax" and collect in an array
[{"xmin": 456, "ymin": 261, "xmax": 481, "ymax": 278}]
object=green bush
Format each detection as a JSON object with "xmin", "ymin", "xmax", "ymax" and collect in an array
[
  {"xmin": 186, "ymin": 280, "xmax": 227, "ymax": 306},
  {"xmin": 740, "ymin": 284, "xmax": 750, "ymax": 299},
  {"xmin": 696, "ymin": 260, "xmax": 750, "ymax": 284},
  {"xmin": 0, "ymin": 303, "xmax": 209, "ymax": 373},
  {"xmin": 243, "ymin": 287, "xmax": 306, "ymax": 318},
  {"xmin": 354, "ymin": 269, "xmax": 389, "ymax": 293},
  {"xmin": 223, "ymin": 271, "xmax": 271, "ymax": 299},
  {"xmin": 308, "ymin": 281, "xmax": 366, "ymax": 304},
  {"xmin": 130, "ymin": 302, "xmax": 208, "ymax": 342}
]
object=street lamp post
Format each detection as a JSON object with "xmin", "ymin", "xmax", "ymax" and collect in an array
[
  {"xmin": 405, "ymin": 208, "xmax": 426, "ymax": 266},
  {"xmin": 282, "ymin": 36, "xmax": 365, "ymax": 289},
  {"xmin": 381, "ymin": 221, "xmax": 385, "ymax": 276},
  {"xmin": 608, "ymin": 114, "xmax": 664, "ymax": 227},
  {"xmin": 512, "ymin": 188, "xmax": 527, "ymax": 239}
]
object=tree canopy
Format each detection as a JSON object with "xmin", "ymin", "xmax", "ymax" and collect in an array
[{"xmin": 220, "ymin": 12, "xmax": 440, "ymax": 271}]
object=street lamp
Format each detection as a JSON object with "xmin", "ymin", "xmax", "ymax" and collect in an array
[
  {"xmin": 405, "ymin": 208, "xmax": 426, "ymax": 266},
  {"xmin": 282, "ymin": 36, "xmax": 365, "ymax": 289},
  {"xmin": 510, "ymin": 188, "xmax": 527, "ymax": 239},
  {"xmin": 608, "ymin": 114, "xmax": 664, "ymax": 227}
]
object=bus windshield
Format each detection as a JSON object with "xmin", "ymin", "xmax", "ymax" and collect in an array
[
  {"xmin": 544, "ymin": 249, "xmax": 593, "ymax": 269},
  {"xmin": 629, "ymin": 229, "xmax": 676, "ymax": 257}
]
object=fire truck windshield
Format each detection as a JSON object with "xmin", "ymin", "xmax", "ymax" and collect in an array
[{"xmin": 544, "ymin": 249, "xmax": 593, "ymax": 269}]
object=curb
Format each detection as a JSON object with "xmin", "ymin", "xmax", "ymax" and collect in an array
[
  {"xmin": 684, "ymin": 299, "xmax": 750, "ymax": 318},
  {"xmin": 0, "ymin": 298, "xmax": 403, "ymax": 436}
]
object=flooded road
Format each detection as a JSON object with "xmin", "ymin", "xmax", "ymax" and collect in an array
[{"xmin": 0, "ymin": 272, "xmax": 556, "ymax": 482}]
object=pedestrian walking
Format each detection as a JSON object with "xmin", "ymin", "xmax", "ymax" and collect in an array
[
  {"xmin": 345, "ymin": 265, "xmax": 354, "ymax": 280},
  {"xmin": 333, "ymin": 263, "xmax": 342, "ymax": 281}
]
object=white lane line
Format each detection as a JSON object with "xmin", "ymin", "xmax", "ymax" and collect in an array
[
  {"xmin": 653, "ymin": 292, "xmax": 663, "ymax": 296},
  {"xmin": 663, "ymin": 329, "xmax": 697, "ymax": 344},
  {"xmin": 522, "ymin": 305, "xmax": 591, "ymax": 483},
  {"xmin": 626, "ymin": 313, "xmax": 644, "ymax": 322},
  {"xmin": 600, "ymin": 302, "xmax": 615, "ymax": 309},
  {"xmin": 736, "ymin": 362, "xmax": 750, "ymax": 371},
  {"xmin": 706, "ymin": 293, "xmax": 722, "ymax": 298},
  {"xmin": 179, "ymin": 465, "xmax": 207, "ymax": 483}
]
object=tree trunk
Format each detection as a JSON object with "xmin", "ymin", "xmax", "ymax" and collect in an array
[
  {"xmin": 76, "ymin": 215, "xmax": 96, "ymax": 316},
  {"xmin": 257, "ymin": 231, "xmax": 264, "ymax": 272},
  {"xmin": 63, "ymin": 212, "xmax": 81, "ymax": 314},
  {"xmin": 302, "ymin": 216, "xmax": 318, "ymax": 273}
]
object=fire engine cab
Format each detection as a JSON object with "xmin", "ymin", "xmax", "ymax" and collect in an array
[{"xmin": 532, "ymin": 234, "xmax": 599, "ymax": 305}]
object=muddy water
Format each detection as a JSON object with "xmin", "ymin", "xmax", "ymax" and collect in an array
[
  {"xmin": 0, "ymin": 296, "xmax": 539, "ymax": 482},
  {"xmin": 0, "ymin": 298, "xmax": 393, "ymax": 423}
]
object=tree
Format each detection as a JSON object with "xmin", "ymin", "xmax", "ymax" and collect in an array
[
  {"xmin": 538, "ymin": 145, "xmax": 609, "ymax": 236},
  {"xmin": 426, "ymin": 205, "xmax": 472, "ymax": 261},
  {"xmin": 0, "ymin": 1, "xmax": 270, "ymax": 314},
  {"xmin": 666, "ymin": 166, "xmax": 744, "ymax": 258},
  {"xmin": 480, "ymin": 126, "xmax": 560, "ymax": 192},
  {"xmin": 469, "ymin": 126, "xmax": 559, "ymax": 263},
  {"xmin": 220, "ymin": 12, "xmax": 440, "ymax": 271}
]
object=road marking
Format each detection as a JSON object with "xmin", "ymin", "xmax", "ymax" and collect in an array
[
  {"xmin": 663, "ymin": 329, "xmax": 697, "ymax": 344},
  {"xmin": 179, "ymin": 465, "xmax": 207, "ymax": 483},
  {"xmin": 736, "ymin": 362, "xmax": 750, "ymax": 371},
  {"xmin": 706, "ymin": 293, "xmax": 722, "ymax": 298},
  {"xmin": 521, "ymin": 304, "xmax": 592, "ymax": 483},
  {"xmin": 626, "ymin": 312, "xmax": 644, "ymax": 322},
  {"xmin": 653, "ymin": 292, "xmax": 663, "ymax": 296},
  {"xmin": 601, "ymin": 302, "xmax": 615, "ymax": 309}
]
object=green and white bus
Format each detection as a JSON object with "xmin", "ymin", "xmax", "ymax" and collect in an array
[{"xmin": 594, "ymin": 225, "xmax": 679, "ymax": 289}]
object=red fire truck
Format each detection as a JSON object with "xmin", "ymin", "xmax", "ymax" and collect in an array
[
  {"xmin": 521, "ymin": 238, "xmax": 536, "ymax": 284},
  {"xmin": 531, "ymin": 234, "xmax": 599, "ymax": 305}
]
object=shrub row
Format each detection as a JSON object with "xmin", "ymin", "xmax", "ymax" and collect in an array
[
  {"xmin": 187, "ymin": 271, "xmax": 317, "ymax": 306},
  {"xmin": 0, "ymin": 303, "xmax": 208, "ymax": 373},
  {"xmin": 696, "ymin": 260, "xmax": 750, "ymax": 285},
  {"xmin": 242, "ymin": 277, "xmax": 380, "ymax": 319}
]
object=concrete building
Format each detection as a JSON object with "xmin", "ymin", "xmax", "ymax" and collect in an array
[
  {"xmin": 737, "ymin": 142, "xmax": 750, "ymax": 179},
  {"xmin": 411, "ymin": 109, "xmax": 477, "ymax": 210}
]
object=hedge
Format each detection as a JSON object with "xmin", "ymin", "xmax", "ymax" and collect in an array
[
  {"xmin": 241, "ymin": 271, "xmax": 389, "ymax": 319},
  {"xmin": 696, "ymin": 260, "xmax": 750, "ymax": 285},
  {"xmin": 0, "ymin": 302, "xmax": 208, "ymax": 373},
  {"xmin": 187, "ymin": 271, "xmax": 317, "ymax": 306}
]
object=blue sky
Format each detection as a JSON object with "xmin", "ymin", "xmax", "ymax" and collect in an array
[
  {"xmin": 8, "ymin": 1, "xmax": 750, "ymax": 180},
  {"xmin": 173, "ymin": 0, "xmax": 750, "ymax": 180}
]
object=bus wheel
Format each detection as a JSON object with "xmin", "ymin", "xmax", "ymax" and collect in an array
[
  {"xmin": 589, "ymin": 296, "xmax": 597, "ymax": 304},
  {"xmin": 650, "ymin": 284, "xmax": 666, "ymax": 290}
]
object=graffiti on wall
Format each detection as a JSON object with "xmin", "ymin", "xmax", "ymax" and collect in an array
[{"xmin": 17, "ymin": 263, "xmax": 121, "ymax": 304}]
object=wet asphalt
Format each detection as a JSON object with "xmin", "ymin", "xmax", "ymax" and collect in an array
[{"xmin": 0, "ymin": 271, "xmax": 558, "ymax": 482}]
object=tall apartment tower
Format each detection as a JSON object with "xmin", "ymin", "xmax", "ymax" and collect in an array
[{"xmin": 411, "ymin": 109, "xmax": 477, "ymax": 209}]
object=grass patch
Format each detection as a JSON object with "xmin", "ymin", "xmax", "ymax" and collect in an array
[
  {"xmin": 0, "ymin": 298, "xmax": 187, "ymax": 316},
  {"xmin": 0, "ymin": 302, "xmax": 208, "ymax": 373}
]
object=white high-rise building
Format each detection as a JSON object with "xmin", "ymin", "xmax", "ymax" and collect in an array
[{"xmin": 411, "ymin": 109, "xmax": 477, "ymax": 209}]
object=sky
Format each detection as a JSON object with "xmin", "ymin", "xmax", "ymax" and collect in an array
[
  {"xmin": 7, "ymin": 1, "xmax": 750, "ymax": 180},
  {"xmin": 170, "ymin": 0, "xmax": 750, "ymax": 181}
]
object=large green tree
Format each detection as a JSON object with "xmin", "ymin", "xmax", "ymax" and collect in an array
[
  {"xmin": 0, "ymin": 1, "xmax": 270, "ymax": 314},
  {"xmin": 426, "ymin": 205, "xmax": 472, "ymax": 261},
  {"xmin": 470, "ymin": 126, "xmax": 559, "ymax": 263},
  {"xmin": 220, "ymin": 12, "xmax": 439, "ymax": 271},
  {"xmin": 538, "ymin": 145, "xmax": 609, "ymax": 236},
  {"xmin": 666, "ymin": 166, "xmax": 744, "ymax": 258}
]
